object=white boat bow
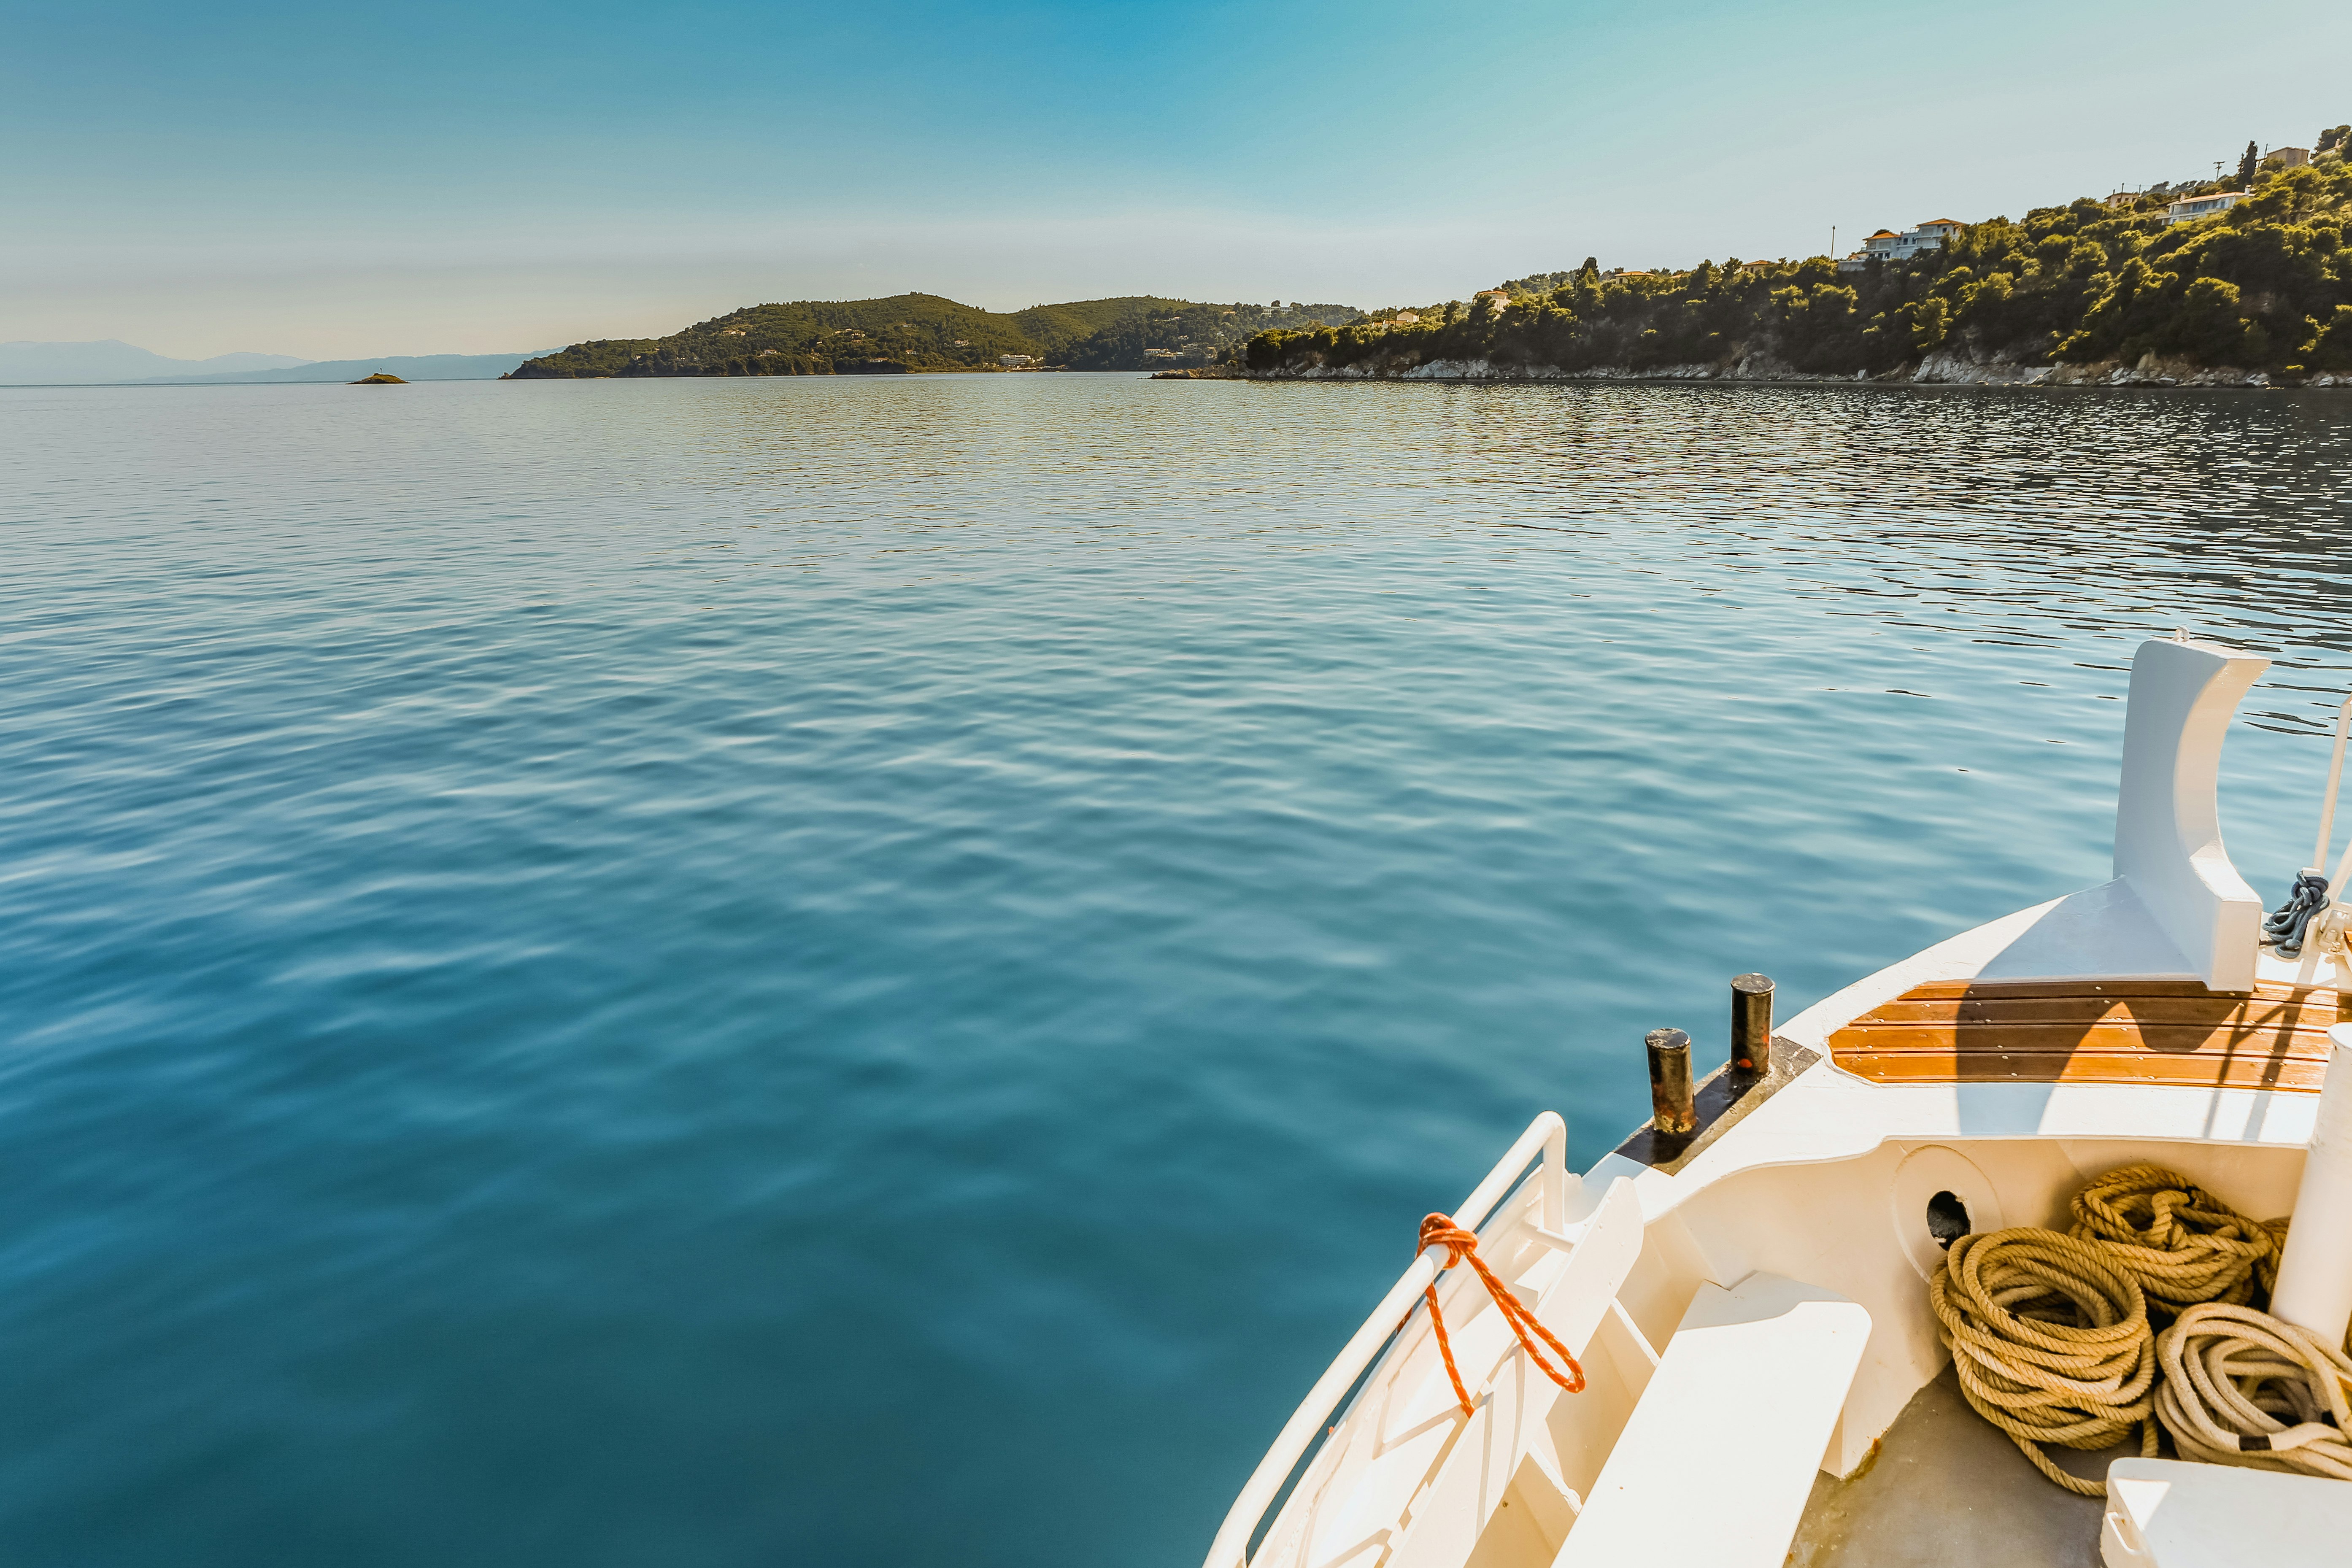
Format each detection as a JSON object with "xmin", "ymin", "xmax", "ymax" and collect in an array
[{"xmin": 1199, "ymin": 634, "xmax": 2352, "ymax": 1568}]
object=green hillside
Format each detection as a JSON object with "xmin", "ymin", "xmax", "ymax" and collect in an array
[
  {"xmin": 1244, "ymin": 148, "xmax": 2352, "ymax": 383},
  {"xmin": 1011, "ymin": 297, "xmax": 1196, "ymax": 349},
  {"xmin": 1056, "ymin": 301, "xmax": 1359, "ymax": 369},
  {"xmin": 509, "ymin": 294, "xmax": 1033, "ymax": 378},
  {"xmin": 508, "ymin": 293, "xmax": 1362, "ymax": 378}
]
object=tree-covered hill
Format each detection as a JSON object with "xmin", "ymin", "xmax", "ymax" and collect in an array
[
  {"xmin": 509, "ymin": 294, "xmax": 1037, "ymax": 378},
  {"xmin": 1059, "ymin": 301, "xmax": 1358, "ymax": 370},
  {"xmin": 1011, "ymin": 297, "xmax": 1195, "ymax": 350},
  {"xmin": 1244, "ymin": 155, "xmax": 2352, "ymax": 384},
  {"xmin": 508, "ymin": 294, "xmax": 1361, "ymax": 378}
]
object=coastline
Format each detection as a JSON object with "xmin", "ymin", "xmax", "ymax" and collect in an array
[{"xmin": 1162, "ymin": 354, "xmax": 2350, "ymax": 389}]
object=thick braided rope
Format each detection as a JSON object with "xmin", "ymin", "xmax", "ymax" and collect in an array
[
  {"xmin": 2154, "ymin": 1302, "xmax": 2352, "ymax": 1482},
  {"xmin": 1928, "ymin": 1227, "xmax": 2157, "ymax": 1496},
  {"xmin": 2069, "ymin": 1163, "xmax": 2281, "ymax": 1311},
  {"xmin": 1418, "ymin": 1213, "xmax": 1585, "ymax": 1420}
]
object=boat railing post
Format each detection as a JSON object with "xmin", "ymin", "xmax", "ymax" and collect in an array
[
  {"xmin": 2270, "ymin": 1024, "xmax": 2352, "ymax": 1348},
  {"xmin": 1731, "ymin": 973, "xmax": 1773, "ymax": 1077},
  {"xmin": 2307, "ymin": 693, "xmax": 2352, "ymax": 875},
  {"xmin": 1540, "ymin": 1113, "xmax": 1569, "ymax": 1231},
  {"xmin": 1646, "ymin": 1028, "xmax": 1695, "ymax": 1136}
]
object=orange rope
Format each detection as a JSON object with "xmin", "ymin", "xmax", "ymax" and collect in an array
[{"xmin": 1418, "ymin": 1212, "xmax": 1586, "ymax": 1419}]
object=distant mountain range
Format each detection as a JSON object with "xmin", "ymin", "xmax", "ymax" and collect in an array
[
  {"xmin": 132, "ymin": 352, "xmax": 561, "ymax": 385},
  {"xmin": 508, "ymin": 294, "xmax": 1363, "ymax": 378},
  {"xmin": 0, "ymin": 340, "xmax": 311, "ymax": 384},
  {"xmin": 0, "ymin": 341, "xmax": 556, "ymax": 386}
]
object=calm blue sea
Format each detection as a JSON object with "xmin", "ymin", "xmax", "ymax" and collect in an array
[{"xmin": 3, "ymin": 375, "xmax": 2349, "ymax": 1565}]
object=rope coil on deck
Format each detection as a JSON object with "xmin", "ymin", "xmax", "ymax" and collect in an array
[
  {"xmin": 1928, "ymin": 1226, "xmax": 2158, "ymax": 1496},
  {"xmin": 2069, "ymin": 1163, "xmax": 2282, "ymax": 1312},
  {"xmin": 2263, "ymin": 870, "xmax": 2331, "ymax": 958},
  {"xmin": 1930, "ymin": 1165, "xmax": 2333, "ymax": 1497},
  {"xmin": 1417, "ymin": 1212, "xmax": 1584, "ymax": 1420},
  {"xmin": 2154, "ymin": 1302, "xmax": 2352, "ymax": 1481}
]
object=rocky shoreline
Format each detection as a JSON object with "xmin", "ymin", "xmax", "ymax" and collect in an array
[{"xmin": 1168, "ymin": 351, "xmax": 2347, "ymax": 389}]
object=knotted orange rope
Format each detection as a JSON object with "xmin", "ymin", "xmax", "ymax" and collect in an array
[{"xmin": 1418, "ymin": 1212, "xmax": 1585, "ymax": 1419}]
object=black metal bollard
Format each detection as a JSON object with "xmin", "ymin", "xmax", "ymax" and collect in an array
[
  {"xmin": 1646, "ymin": 1028, "xmax": 1695, "ymax": 1135},
  {"xmin": 1731, "ymin": 973, "xmax": 1774, "ymax": 1077}
]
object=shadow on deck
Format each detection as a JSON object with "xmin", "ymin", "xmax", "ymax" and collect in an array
[{"xmin": 1788, "ymin": 1364, "xmax": 2117, "ymax": 1568}]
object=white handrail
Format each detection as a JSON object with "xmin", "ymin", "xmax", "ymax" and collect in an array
[
  {"xmin": 1198, "ymin": 1111, "xmax": 1571, "ymax": 1568},
  {"xmin": 2312, "ymin": 693, "xmax": 2352, "ymax": 875}
]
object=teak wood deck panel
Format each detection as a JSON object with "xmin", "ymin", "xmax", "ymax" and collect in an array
[{"xmin": 1827, "ymin": 979, "xmax": 2342, "ymax": 1091}]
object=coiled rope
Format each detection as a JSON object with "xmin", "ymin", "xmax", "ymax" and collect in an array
[
  {"xmin": 2069, "ymin": 1163, "xmax": 2282, "ymax": 1312},
  {"xmin": 2154, "ymin": 1302, "xmax": 2352, "ymax": 1481},
  {"xmin": 1931, "ymin": 1165, "xmax": 2323, "ymax": 1496},
  {"xmin": 2263, "ymin": 870, "xmax": 2332, "ymax": 958},
  {"xmin": 1929, "ymin": 1226, "xmax": 2158, "ymax": 1495},
  {"xmin": 1417, "ymin": 1212, "xmax": 1584, "ymax": 1420}
]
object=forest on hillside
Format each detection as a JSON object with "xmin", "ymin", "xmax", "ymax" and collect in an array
[
  {"xmin": 507, "ymin": 295, "xmax": 1360, "ymax": 378},
  {"xmin": 1245, "ymin": 143, "xmax": 2352, "ymax": 384}
]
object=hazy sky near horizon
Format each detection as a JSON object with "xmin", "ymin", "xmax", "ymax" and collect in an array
[{"xmin": 6, "ymin": 0, "xmax": 2347, "ymax": 359}]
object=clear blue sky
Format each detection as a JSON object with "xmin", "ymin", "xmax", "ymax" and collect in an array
[{"xmin": 4, "ymin": 0, "xmax": 2346, "ymax": 358}]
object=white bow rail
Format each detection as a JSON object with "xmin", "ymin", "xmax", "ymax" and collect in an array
[{"xmin": 1199, "ymin": 1111, "xmax": 1573, "ymax": 1568}]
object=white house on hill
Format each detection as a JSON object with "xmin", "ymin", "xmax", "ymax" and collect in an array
[
  {"xmin": 1836, "ymin": 218, "xmax": 1966, "ymax": 272},
  {"xmin": 2166, "ymin": 191, "xmax": 2246, "ymax": 224}
]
